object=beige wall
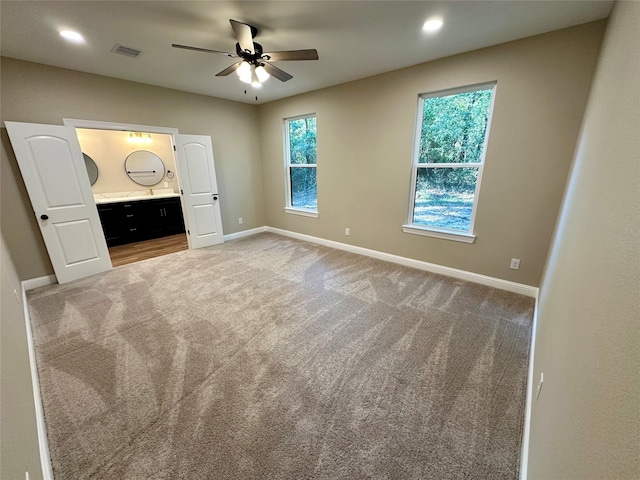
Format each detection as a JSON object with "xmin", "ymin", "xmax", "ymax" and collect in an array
[
  {"xmin": 76, "ymin": 129, "xmax": 178, "ymax": 195},
  {"xmin": 0, "ymin": 232, "xmax": 44, "ymax": 479},
  {"xmin": 1, "ymin": 57, "xmax": 265, "ymax": 280},
  {"xmin": 258, "ymin": 21, "xmax": 605, "ymax": 287},
  {"xmin": 527, "ymin": 2, "xmax": 640, "ymax": 478}
]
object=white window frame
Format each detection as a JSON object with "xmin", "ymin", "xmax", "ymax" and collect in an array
[
  {"xmin": 403, "ymin": 82, "xmax": 497, "ymax": 243},
  {"xmin": 283, "ymin": 113, "xmax": 318, "ymax": 218}
]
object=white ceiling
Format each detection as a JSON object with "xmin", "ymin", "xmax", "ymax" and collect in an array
[{"xmin": 1, "ymin": 1, "xmax": 612, "ymax": 105}]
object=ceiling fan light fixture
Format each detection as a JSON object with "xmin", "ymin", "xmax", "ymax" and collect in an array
[
  {"xmin": 255, "ymin": 65, "xmax": 270, "ymax": 83},
  {"xmin": 174, "ymin": 19, "xmax": 317, "ymax": 85},
  {"xmin": 237, "ymin": 61, "xmax": 252, "ymax": 83},
  {"xmin": 236, "ymin": 61, "xmax": 251, "ymax": 76},
  {"xmin": 251, "ymin": 65, "xmax": 259, "ymax": 82}
]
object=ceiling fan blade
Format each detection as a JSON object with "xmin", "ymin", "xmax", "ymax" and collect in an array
[
  {"xmin": 230, "ymin": 19, "xmax": 255, "ymax": 55},
  {"xmin": 215, "ymin": 62, "xmax": 244, "ymax": 77},
  {"xmin": 172, "ymin": 44, "xmax": 236, "ymax": 57},
  {"xmin": 262, "ymin": 62, "xmax": 293, "ymax": 82},
  {"xmin": 263, "ymin": 49, "xmax": 319, "ymax": 62}
]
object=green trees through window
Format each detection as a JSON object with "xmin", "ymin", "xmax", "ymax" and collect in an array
[
  {"xmin": 411, "ymin": 85, "xmax": 495, "ymax": 233},
  {"xmin": 285, "ymin": 115, "xmax": 317, "ymax": 211}
]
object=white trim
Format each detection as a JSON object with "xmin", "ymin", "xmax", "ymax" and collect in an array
[
  {"xmin": 284, "ymin": 207, "xmax": 319, "ymax": 218},
  {"xmin": 266, "ymin": 226, "xmax": 538, "ymax": 297},
  {"xmin": 419, "ymin": 80, "xmax": 499, "ymax": 100},
  {"xmin": 519, "ymin": 294, "xmax": 540, "ymax": 480},
  {"xmin": 284, "ymin": 112, "xmax": 317, "ymax": 123},
  {"xmin": 223, "ymin": 226, "xmax": 267, "ymax": 241},
  {"xmin": 416, "ymin": 162, "xmax": 481, "ymax": 169},
  {"xmin": 63, "ymin": 118, "xmax": 179, "ymax": 135},
  {"xmin": 22, "ymin": 275, "xmax": 57, "ymax": 291},
  {"xmin": 21, "ymin": 281, "xmax": 54, "ymax": 480},
  {"xmin": 283, "ymin": 113, "xmax": 317, "ymax": 210},
  {"xmin": 407, "ymin": 82, "xmax": 497, "ymax": 236},
  {"xmin": 402, "ymin": 224, "xmax": 476, "ymax": 243},
  {"xmin": 406, "ymin": 95, "xmax": 424, "ymax": 224}
]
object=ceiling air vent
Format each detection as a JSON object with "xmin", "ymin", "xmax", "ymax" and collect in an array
[{"xmin": 111, "ymin": 44, "xmax": 141, "ymax": 58}]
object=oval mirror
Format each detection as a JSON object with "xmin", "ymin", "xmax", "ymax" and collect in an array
[
  {"xmin": 83, "ymin": 153, "xmax": 99, "ymax": 185},
  {"xmin": 125, "ymin": 150, "xmax": 165, "ymax": 186}
]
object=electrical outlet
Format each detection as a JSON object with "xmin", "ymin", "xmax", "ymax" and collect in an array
[
  {"xmin": 510, "ymin": 258, "xmax": 521, "ymax": 270},
  {"xmin": 238, "ymin": 217, "xmax": 243, "ymax": 225},
  {"xmin": 345, "ymin": 228, "xmax": 350, "ymax": 236},
  {"xmin": 536, "ymin": 372, "xmax": 544, "ymax": 400}
]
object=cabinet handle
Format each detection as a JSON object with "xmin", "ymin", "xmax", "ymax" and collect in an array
[
  {"xmin": 129, "ymin": 228, "xmax": 137, "ymax": 232},
  {"xmin": 126, "ymin": 214, "xmax": 134, "ymax": 218},
  {"xmin": 163, "ymin": 208, "xmax": 167, "ymax": 216}
]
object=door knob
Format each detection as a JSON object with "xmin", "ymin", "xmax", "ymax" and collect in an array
[
  {"xmin": 213, "ymin": 195, "xmax": 218, "ymax": 201},
  {"xmin": 40, "ymin": 214, "xmax": 49, "ymax": 220}
]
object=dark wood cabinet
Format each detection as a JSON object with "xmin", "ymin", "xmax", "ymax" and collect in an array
[
  {"xmin": 97, "ymin": 203, "xmax": 127, "ymax": 246},
  {"xmin": 97, "ymin": 197, "xmax": 185, "ymax": 247}
]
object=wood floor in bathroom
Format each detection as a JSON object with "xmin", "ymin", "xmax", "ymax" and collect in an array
[{"xmin": 109, "ymin": 233, "xmax": 188, "ymax": 267}]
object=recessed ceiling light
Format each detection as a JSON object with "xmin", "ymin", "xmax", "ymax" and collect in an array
[
  {"xmin": 60, "ymin": 30, "xmax": 84, "ymax": 43},
  {"xmin": 423, "ymin": 18, "xmax": 443, "ymax": 33}
]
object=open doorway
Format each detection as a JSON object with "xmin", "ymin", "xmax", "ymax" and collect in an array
[
  {"xmin": 75, "ymin": 127, "xmax": 188, "ymax": 267},
  {"xmin": 6, "ymin": 119, "xmax": 224, "ymax": 284}
]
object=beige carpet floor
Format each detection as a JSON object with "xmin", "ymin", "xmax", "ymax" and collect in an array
[{"xmin": 27, "ymin": 232, "xmax": 534, "ymax": 479}]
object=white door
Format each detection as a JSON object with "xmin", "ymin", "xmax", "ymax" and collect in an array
[
  {"xmin": 5, "ymin": 121, "xmax": 112, "ymax": 284},
  {"xmin": 174, "ymin": 134, "xmax": 224, "ymax": 249}
]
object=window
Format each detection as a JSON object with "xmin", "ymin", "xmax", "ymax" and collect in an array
[
  {"xmin": 284, "ymin": 114, "xmax": 317, "ymax": 216},
  {"xmin": 404, "ymin": 83, "xmax": 496, "ymax": 242}
]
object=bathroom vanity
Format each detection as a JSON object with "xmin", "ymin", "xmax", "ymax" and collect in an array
[
  {"xmin": 96, "ymin": 193, "xmax": 185, "ymax": 247},
  {"xmin": 88, "ymin": 147, "xmax": 187, "ymax": 247}
]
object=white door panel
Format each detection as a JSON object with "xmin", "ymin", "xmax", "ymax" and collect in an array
[
  {"xmin": 174, "ymin": 135, "xmax": 224, "ymax": 249},
  {"xmin": 32, "ymin": 138, "xmax": 86, "ymax": 206},
  {"xmin": 183, "ymin": 144, "xmax": 213, "ymax": 194},
  {"xmin": 54, "ymin": 220, "xmax": 101, "ymax": 264},
  {"xmin": 5, "ymin": 121, "xmax": 112, "ymax": 284},
  {"xmin": 194, "ymin": 204, "xmax": 218, "ymax": 235}
]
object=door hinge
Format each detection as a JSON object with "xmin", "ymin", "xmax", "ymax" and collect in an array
[
  {"xmin": 187, "ymin": 229, "xmax": 190, "ymax": 235},
  {"xmin": 173, "ymin": 145, "xmax": 176, "ymax": 151},
  {"xmin": 180, "ymin": 189, "xmax": 183, "ymax": 195}
]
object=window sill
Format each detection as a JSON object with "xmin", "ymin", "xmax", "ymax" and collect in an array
[
  {"xmin": 285, "ymin": 207, "xmax": 319, "ymax": 218},
  {"xmin": 402, "ymin": 224, "xmax": 476, "ymax": 243}
]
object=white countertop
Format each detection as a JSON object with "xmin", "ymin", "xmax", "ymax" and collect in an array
[{"xmin": 93, "ymin": 190, "xmax": 180, "ymax": 205}]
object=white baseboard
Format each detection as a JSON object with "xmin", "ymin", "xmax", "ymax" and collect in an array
[
  {"xmin": 223, "ymin": 226, "xmax": 267, "ymax": 242},
  {"xmin": 22, "ymin": 275, "xmax": 57, "ymax": 291},
  {"xmin": 519, "ymin": 296, "xmax": 539, "ymax": 480},
  {"xmin": 20, "ymin": 281, "xmax": 54, "ymax": 480},
  {"xmin": 266, "ymin": 226, "xmax": 539, "ymax": 298}
]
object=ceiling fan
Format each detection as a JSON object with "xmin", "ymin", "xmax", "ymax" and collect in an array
[{"xmin": 172, "ymin": 19, "xmax": 319, "ymax": 87}]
